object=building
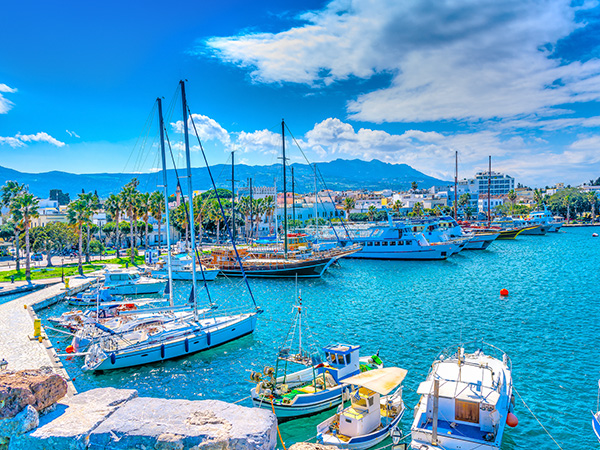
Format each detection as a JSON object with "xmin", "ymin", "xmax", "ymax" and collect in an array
[
  {"xmin": 478, "ymin": 196, "xmax": 505, "ymax": 213},
  {"xmin": 474, "ymin": 171, "xmax": 515, "ymax": 196}
]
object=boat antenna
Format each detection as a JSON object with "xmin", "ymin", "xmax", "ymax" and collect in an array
[
  {"xmin": 454, "ymin": 150, "xmax": 458, "ymax": 220},
  {"xmin": 487, "ymin": 155, "xmax": 491, "ymax": 228},
  {"xmin": 186, "ymin": 105, "xmax": 260, "ymax": 311},
  {"xmin": 157, "ymin": 97, "xmax": 174, "ymax": 306}
]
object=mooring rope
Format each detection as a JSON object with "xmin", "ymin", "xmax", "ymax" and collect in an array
[{"xmin": 513, "ymin": 386, "xmax": 564, "ymax": 450}]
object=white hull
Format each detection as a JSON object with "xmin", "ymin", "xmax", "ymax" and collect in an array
[
  {"xmin": 411, "ymin": 429, "xmax": 501, "ymax": 450},
  {"xmin": 106, "ymin": 280, "xmax": 167, "ymax": 296},
  {"xmin": 348, "ymin": 244, "xmax": 453, "ymax": 260},
  {"xmin": 152, "ymin": 268, "xmax": 220, "ymax": 281},
  {"xmin": 85, "ymin": 313, "xmax": 257, "ymax": 371},
  {"xmin": 464, "ymin": 233, "xmax": 498, "ymax": 250}
]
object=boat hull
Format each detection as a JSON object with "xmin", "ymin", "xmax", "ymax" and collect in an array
[
  {"xmin": 251, "ymin": 385, "xmax": 346, "ymax": 419},
  {"xmin": 105, "ymin": 281, "xmax": 167, "ymax": 296},
  {"xmin": 219, "ymin": 258, "xmax": 335, "ymax": 278},
  {"xmin": 152, "ymin": 269, "xmax": 220, "ymax": 281},
  {"xmin": 464, "ymin": 233, "xmax": 498, "ymax": 250},
  {"xmin": 495, "ymin": 228, "xmax": 524, "ymax": 240},
  {"xmin": 85, "ymin": 313, "xmax": 257, "ymax": 371},
  {"xmin": 593, "ymin": 411, "xmax": 600, "ymax": 442},
  {"xmin": 519, "ymin": 225, "xmax": 547, "ymax": 235}
]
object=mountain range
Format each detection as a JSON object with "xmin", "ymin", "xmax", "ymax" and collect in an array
[{"xmin": 0, "ymin": 159, "xmax": 449, "ymax": 199}]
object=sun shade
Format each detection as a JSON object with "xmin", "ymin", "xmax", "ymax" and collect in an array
[{"xmin": 342, "ymin": 367, "xmax": 408, "ymax": 395}]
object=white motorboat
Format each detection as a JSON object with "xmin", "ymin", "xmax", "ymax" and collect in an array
[
  {"xmin": 436, "ymin": 217, "xmax": 499, "ymax": 250},
  {"xmin": 316, "ymin": 367, "xmax": 407, "ymax": 450},
  {"xmin": 411, "ymin": 342, "xmax": 517, "ymax": 450},
  {"xmin": 103, "ymin": 269, "xmax": 167, "ymax": 295},
  {"xmin": 526, "ymin": 209, "xmax": 562, "ymax": 232},
  {"xmin": 337, "ymin": 223, "xmax": 458, "ymax": 260},
  {"xmin": 151, "ymin": 254, "xmax": 220, "ymax": 281}
]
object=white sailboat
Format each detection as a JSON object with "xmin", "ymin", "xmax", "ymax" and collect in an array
[{"xmin": 83, "ymin": 82, "xmax": 260, "ymax": 371}]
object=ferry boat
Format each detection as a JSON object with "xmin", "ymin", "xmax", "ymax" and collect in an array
[
  {"xmin": 405, "ymin": 219, "xmax": 470, "ymax": 254},
  {"xmin": 411, "ymin": 342, "xmax": 517, "ymax": 450},
  {"xmin": 337, "ymin": 224, "xmax": 458, "ymax": 260},
  {"xmin": 526, "ymin": 209, "xmax": 562, "ymax": 233},
  {"xmin": 103, "ymin": 269, "xmax": 167, "ymax": 296},
  {"xmin": 436, "ymin": 217, "xmax": 499, "ymax": 250},
  {"xmin": 316, "ymin": 367, "xmax": 407, "ymax": 450},
  {"xmin": 491, "ymin": 218, "xmax": 545, "ymax": 236}
]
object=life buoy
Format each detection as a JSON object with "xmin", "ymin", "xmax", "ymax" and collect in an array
[{"xmin": 391, "ymin": 426, "xmax": 403, "ymax": 445}]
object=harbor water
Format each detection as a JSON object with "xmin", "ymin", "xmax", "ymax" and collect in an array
[{"xmin": 38, "ymin": 226, "xmax": 600, "ymax": 449}]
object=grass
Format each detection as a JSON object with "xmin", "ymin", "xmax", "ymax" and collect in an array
[{"xmin": 0, "ymin": 255, "xmax": 146, "ymax": 283}]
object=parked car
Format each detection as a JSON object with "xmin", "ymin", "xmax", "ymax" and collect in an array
[{"xmin": 31, "ymin": 253, "xmax": 43, "ymax": 261}]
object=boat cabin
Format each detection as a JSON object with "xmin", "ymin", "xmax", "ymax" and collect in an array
[
  {"xmin": 104, "ymin": 271, "xmax": 141, "ymax": 286},
  {"xmin": 321, "ymin": 344, "xmax": 360, "ymax": 383},
  {"xmin": 339, "ymin": 387, "xmax": 381, "ymax": 437},
  {"xmin": 286, "ymin": 233, "xmax": 312, "ymax": 251}
]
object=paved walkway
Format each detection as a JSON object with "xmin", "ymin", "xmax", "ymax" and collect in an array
[{"xmin": 0, "ymin": 275, "xmax": 100, "ymax": 395}]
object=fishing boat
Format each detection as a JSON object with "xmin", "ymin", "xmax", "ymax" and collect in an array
[
  {"xmin": 250, "ymin": 296, "xmax": 382, "ymax": 419},
  {"xmin": 83, "ymin": 82, "xmax": 261, "ymax": 370},
  {"xmin": 492, "ymin": 218, "xmax": 545, "ymax": 236},
  {"xmin": 411, "ymin": 342, "xmax": 517, "ymax": 450},
  {"xmin": 103, "ymin": 269, "xmax": 167, "ymax": 295},
  {"xmin": 316, "ymin": 367, "xmax": 407, "ymax": 450}
]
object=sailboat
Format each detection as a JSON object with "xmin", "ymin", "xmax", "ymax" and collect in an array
[
  {"xmin": 83, "ymin": 81, "xmax": 260, "ymax": 371},
  {"xmin": 210, "ymin": 120, "xmax": 360, "ymax": 277}
]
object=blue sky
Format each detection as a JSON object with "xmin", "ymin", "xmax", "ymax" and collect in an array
[{"xmin": 1, "ymin": 0, "xmax": 600, "ymax": 187}]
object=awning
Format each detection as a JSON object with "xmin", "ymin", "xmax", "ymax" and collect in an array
[{"xmin": 342, "ymin": 367, "xmax": 408, "ymax": 395}]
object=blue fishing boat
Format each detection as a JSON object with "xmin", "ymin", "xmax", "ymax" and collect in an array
[{"xmin": 250, "ymin": 297, "xmax": 382, "ymax": 419}]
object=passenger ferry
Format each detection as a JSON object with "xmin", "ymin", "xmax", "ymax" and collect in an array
[{"xmin": 525, "ymin": 209, "xmax": 562, "ymax": 232}]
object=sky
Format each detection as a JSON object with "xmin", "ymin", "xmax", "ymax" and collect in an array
[{"xmin": 1, "ymin": 0, "xmax": 600, "ymax": 187}]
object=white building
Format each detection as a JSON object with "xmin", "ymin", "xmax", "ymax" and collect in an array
[
  {"xmin": 478, "ymin": 196, "xmax": 505, "ymax": 213},
  {"xmin": 474, "ymin": 171, "xmax": 515, "ymax": 196}
]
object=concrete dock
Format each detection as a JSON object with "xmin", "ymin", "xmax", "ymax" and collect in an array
[{"xmin": 0, "ymin": 276, "xmax": 99, "ymax": 396}]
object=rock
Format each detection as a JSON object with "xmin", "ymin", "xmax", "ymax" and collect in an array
[
  {"xmin": 8, "ymin": 388, "xmax": 138, "ymax": 450},
  {"xmin": 0, "ymin": 406, "xmax": 39, "ymax": 437},
  {"xmin": 0, "ymin": 370, "xmax": 67, "ymax": 418},
  {"xmin": 288, "ymin": 445, "xmax": 339, "ymax": 450},
  {"xmin": 89, "ymin": 397, "xmax": 277, "ymax": 449}
]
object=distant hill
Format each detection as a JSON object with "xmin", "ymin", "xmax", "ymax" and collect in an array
[{"xmin": 0, "ymin": 159, "xmax": 449, "ymax": 199}]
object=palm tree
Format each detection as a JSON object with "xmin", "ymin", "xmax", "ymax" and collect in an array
[
  {"xmin": 343, "ymin": 197, "xmax": 355, "ymax": 221},
  {"xmin": 588, "ymin": 191, "xmax": 597, "ymax": 224},
  {"xmin": 206, "ymin": 200, "xmax": 222, "ymax": 244},
  {"xmin": 411, "ymin": 181, "xmax": 418, "ymax": 192},
  {"xmin": 67, "ymin": 198, "xmax": 90, "ymax": 276},
  {"xmin": 121, "ymin": 178, "xmax": 140, "ymax": 263},
  {"xmin": 533, "ymin": 189, "xmax": 543, "ymax": 209},
  {"xmin": 138, "ymin": 192, "xmax": 151, "ymax": 250},
  {"xmin": 11, "ymin": 192, "xmax": 39, "ymax": 281},
  {"xmin": 1, "ymin": 181, "xmax": 25, "ymax": 270},
  {"xmin": 79, "ymin": 192, "xmax": 97, "ymax": 263},
  {"xmin": 104, "ymin": 193, "xmax": 123, "ymax": 252},
  {"xmin": 507, "ymin": 189, "xmax": 517, "ymax": 215},
  {"xmin": 458, "ymin": 193, "xmax": 471, "ymax": 213},
  {"xmin": 562, "ymin": 195, "xmax": 571, "ymax": 224},
  {"xmin": 392, "ymin": 199, "xmax": 403, "ymax": 215},
  {"xmin": 263, "ymin": 195, "xmax": 276, "ymax": 236},
  {"xmin": 193, "ymin": 195, "xmax": 211, "ymax": 245},
  {"xmin": 367, "ymin": 205, "xmax": 377, "ymax": 222},
  {"xmin": 412, "ymin": 202, "xmax": 424, "ymax": 217},
  {"xmin": 149, "ymin": 191, "xmax": 165, "ymax": 249}
]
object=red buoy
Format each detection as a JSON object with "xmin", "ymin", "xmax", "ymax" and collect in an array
[
  {"xmin": 506, "ymin": 412, "xmax": 518, "ymax": 427},
  {"xmin": 500, "ymin": 288, "xmax": 509, "ymax": 297},
  {"xmin": 65, "ymin": 345, "xmax": 74, "ymax": 354}
]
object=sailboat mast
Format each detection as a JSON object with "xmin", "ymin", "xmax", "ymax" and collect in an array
[
  {"xmin": 314, "ymin": 164, "xmax": 318, "ymax": 242},
  {"xmin": 487, "ymin": 156, "xmax": 491, "ymax": 227},
  {"xmin": 249, "ymin": 178, "xmax": 253, "ymax": 240},
  {"xmin": 157, "ymin": 97, "xmax": 174, "ymax": 307},
  {"xmin": 180, "ymin": 80, "xmax": 198, "ymax": 319},
  {"xmin": 291, "ymin": 167, "xmax": 295, "ymax": 224},
  {"xmin": 282, "ymin": 119, "xmax": 288, "ymax": 257},
  {"xmin": 231, "ymin": 151, "xmax": 235, "ymax": 242},
  {"xmin": 454, "ymin": 151, "xmax": 458, "ymax": 220}
]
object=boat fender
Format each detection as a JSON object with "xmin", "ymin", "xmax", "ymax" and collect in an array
[
  {"xmin": 506, "ymin": 412, "xmax": 518, "ymax": 427},
  {"xmin": 184, "ymin": 338, "xmax": 189, "ymax": 353},
  {"xmin": 263, "ymin": 366, "xmax": 275, "ymax": 376},
  {"xmin": 160, "ymin": 344, "xmax": 165, "ymax": 359},
  {"xmin": 206, "ymin": 332, "xmax": 211, "ymax": 347},
  {"xmin": 484, "ymin": 432, "xmax": 495, "ymax": 441},
  {"xmin": 256, "ymin": 382, "xmax": 263, "ymax": 395},
  {"xmin": 391, "ymin": 426, "xmax": 403, "ymax": 445},
  {"xmin": 110, "ymin": 353, "xmax": 116, "ymax": 365}
]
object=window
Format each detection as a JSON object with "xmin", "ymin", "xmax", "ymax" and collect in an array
[
  {"xmin": 374, "ymin": 242, "xmax": 380, "ymax": 246},
  {"xmin": 337, "ymin": 354, "xmax": 345, "ymax": 365},
  {"xmin": 382, "ymin": 241, "xmax": 388, "ymax": 246},
  {"xmin": 366, "ymin": 242, "xmax": 373, "ymax": 246},
  {"xmin": 455, "ymin": 400, "xmax": 479, "ymax": 423},
  {"xmin": 399, "ymin": 241, "xmax": 404, "ymax": 245},
  {"xmin": 345, "ymin": 354, "xmax": 351, "ymax": 364},
  {"xmin": 368, "ymin": 397, "xmax": 374, "ymax": 407},
  {"xmin": 390, "ymin": 241, "xmax": 397, "ymax": 246}
]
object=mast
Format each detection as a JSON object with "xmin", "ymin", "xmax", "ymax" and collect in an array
[
  {"xmin": 180, "ymin": 80, "xmax": 198, "ymax": 319},
  {"xmin": 454, "ymin": 151, "xmax": 458, "ymax": 220},
  {"xmin": 291, "ymin": 167, "xmax": 296, "ymax": 224},
  {"xmin": 314, "ymin": 164, "xmax": 318, "ymax": 242},
  {"xmin": 231, "ymin": 151, "xmax": 235, "ymax": 242},
  {"xmin": 282, "ymin": 119, "xmax": 288, "ymax": 258},
  {"xmin": 487, "ymin": 156, "xmax": 491, "ymax": 227},
  {"xmin": 249, "ymin": 178, "xmax": 253, "ymax": 240},
  {"xmin": 157, "ymin": 97, "xmax": 174, "ymax": 306}
]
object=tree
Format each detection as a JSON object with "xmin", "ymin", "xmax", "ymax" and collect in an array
[
  {"xmin": 79, "ymin": 192, "xmax": 98, "ymax": 263},
  {"xmin": 507, "ymin": 189, "xmax": 517, "ymax": 215},
  {"xmin": 392, "ymin": 199, "xmax": 403, "ymax": 214},
  {"xmin": 138, "ymin": 192, "xmax": 151, "ymax": 249},
  {"xmin": 30, "ymin": 222, "xmax": 77, "ymax": 267},
  {"xmin": 367, "ymin": 205, "xmax": 377, "ymax": 222},
  {"xmin": 343, "ymin": 197, "xmax": 355, "ymax": 220},
  {"xmin": 1, "ymin": 181, "xmax": 25, "ymax": 271},
  {"xmin": 588, "ymin": 191, "xmax": 597, "ymax": 224},
  {"xmin": 458, "ymin": 193, "xmax": 471, "ymax": 210},
  {"xmin": 11, "ymin": 192, "xmax": 39, "ymax": 281},
  {"xmin": 120, "ymin": 178, "xmax": 140, "ymax": 263},
  {"xmin": 67, "ymin": 198, "xmax": 89, "ymax": 275},
  {"xmin": 411, "ymin": 181, "xmax": 418, "ymax": 192},
  {"xmin": 411, "ymin": 202, "xmax": 423, "ymax": 217},
  {"xmin": 49, "ymin": 189, "xmax": 70, "ymax": 205},
  {"xmin": 533, "ymin": 188, "xmax": 544, "ymax": 208},
  {"xmin": 150, "ymin": 191, "xmax": 165, "ymax": 248},
  {"xmin": 562, "ymin": 195, "xmax": 571, "ymax": 224},
  {"xmin": 263, "ymin": 195, "xmax": 276, "ymax": 236}
]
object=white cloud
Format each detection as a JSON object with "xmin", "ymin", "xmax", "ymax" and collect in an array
[
  {"xmin": 204, "ymin": 0, "xmax": 600, "ymax": 123},
  {"xmin": 236, "ymin": 129, "xmax": 282, "ymax": 155},
  {"xmin": 0, "ymin": 83, "xmax": 16, "ymax": 114},
  {"xmin": 170, "ymin": 114, "xmax": 231, "ymax": 146},
  {"xmin": 0, "ymin": 132, "xmax": 66, "ymax": 148},
  {"xmin": 66, "ymin": 130, "xmax": 80, "ymax": 138}
]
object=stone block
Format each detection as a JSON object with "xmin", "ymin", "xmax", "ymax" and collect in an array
[
  {"xmin": 0, "ymin": 369, "xmax": 67, "ymax": 418},
  {"xmin": 89, "ymin": 397, "xmax": 277, "ymax": 449}
]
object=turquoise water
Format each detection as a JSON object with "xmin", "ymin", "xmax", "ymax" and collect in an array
[{"xmin": 38, "ymin": 227, "xmax": 600, "ymax": 449}]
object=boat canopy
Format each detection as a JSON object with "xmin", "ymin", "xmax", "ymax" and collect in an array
[
  {"xmin": 323, "ymin": 344, "xmax": 360, "ymax": 355},
  {"xmin": 342, "ymin": 367, "xmax": 408, "ymax": 395},
  {"xmin": 417, "ymin": 379, "xmax": 500, "ymax": 406}
]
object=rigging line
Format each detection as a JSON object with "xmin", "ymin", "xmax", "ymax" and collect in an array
[
  {"xmin": 187, "ymin": 104, "xmax": 259, "ymax": 311},
  {"xmin": 284, "ymin": 124, "xmax": 350, "ymax": 241},
  {"xmin": 513, "ymin": 386, "xmax": 564, "ymax": 450},
  {"xmin": 164, "ymin": 126, "xmax": 214, "ymax": 307},
  {"xmin": 122, "ymin": 101, "xmax": 158, "ymax": 175}
]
